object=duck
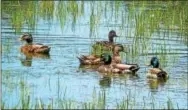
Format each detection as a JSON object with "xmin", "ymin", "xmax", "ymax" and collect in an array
[
  {"xmin": 146, "ymin": 57, "xmax": 169, "ymax": 79},
  {"xmin": 77, "ymin": 44, "xmax": 125, "ymax": 65},
  {"xmin": 77, "ymin": 54, "xmax": 102, "ymax": 65},
  {"xmin": 97, "ymin": 53, "xmax": 140, "ymax": 74},
  {"xmin": 20, "ymin": 33, "xmax": 50, "ymax": 54},
  {"xmin": 111, "ymin": 44, "xmax": 124, "ymax": 64},
  {"xmin": 92, "ymin": 30, "xmax": 118, "ymax": 52}
]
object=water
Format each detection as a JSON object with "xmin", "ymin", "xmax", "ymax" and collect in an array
[{"xmin": 1, "ymin": 1, "xmax": 188, "ymax": 109}]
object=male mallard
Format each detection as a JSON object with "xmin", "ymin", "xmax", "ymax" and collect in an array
[
  {"xmin": 20, "ymin": 33, "xmax": 50, "ymax": 54},
  {"xmin": 77, "ymin": 44, "xmax": 125, "ymax": 65},
  {"xmin": 146, "ymin": 57, "xmax": 169, "ymax": 79},
  {"xmin": 97, "ymin": 53, "xmax": 140, "ymax": 74},
  {"xmin": 92, "ymin": 30, "xmax": 118, "ymax": 51}
]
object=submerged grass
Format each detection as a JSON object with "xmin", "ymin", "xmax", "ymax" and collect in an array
[
  {"xmin": 1, "ymin": 1, "xmax": 188, "ymax": 110},
  {"xmin": 1, "ymin": 80, "xmax": 181, "ymax": 109}
]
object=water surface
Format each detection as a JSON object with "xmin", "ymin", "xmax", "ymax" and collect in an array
[{"xmin": 1, "ymin": 1, "xmax": 188, "ymax": 109}]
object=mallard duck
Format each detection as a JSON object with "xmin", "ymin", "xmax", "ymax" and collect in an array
[
  {"xmin": 97, "ymin": 53, "xmax": 140, "ymax": 74},
  {"xmin": 77, "ymin": 44, "xmax": 125, "ymax": 65},
  {"xmin": 111, "ymin": 44, "xmax": 124, "ymax": 64},
  {"xmin": 77, "ymin": 54, "xmax": 102, "ymax": 65},
  {"xmin": 146, "ymin": 57, "xmax": 169, "ymax": 79},
  {"xmin": 92, "ymin": 30, "xmax": 118, "ymax": 52},
  {"xmin": 20, "ymin": 33, "xmax": 50, "ymax": 54}
]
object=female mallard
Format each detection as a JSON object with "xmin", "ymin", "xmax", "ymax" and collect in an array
[
  {"xmin": 146, "ymin": 57, "xmax": 169, "ymax": 79},
  {"xmin": 20, "ymin": 33, "xmax": 50, "ymax": 54},
  {"xmin": 77, "ymin": 54, "xmax": 102, "ymax": 65},
  {"xmin": 77, "ymin": 44, "xmax": 125, "ymax": 65},
  {"xmin": 97, "ymin": 53, "xmax": 140, "ymax": 74},
  {"xmin": 111, "ymin": 44, "xmax": 124, "ymax": 64},
  {"xmin": 92, "ymin": 30, "xmax": 118, "ymax": 51}
]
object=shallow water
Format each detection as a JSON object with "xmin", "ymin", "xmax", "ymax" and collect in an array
[{"xmin": 1, "ymin": 1, "xmax": 188, "ymax": 109}]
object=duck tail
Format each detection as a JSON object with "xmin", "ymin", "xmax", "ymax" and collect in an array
[
  {"xmin": 129, "ymin": 64, "xmax": 140, "ymax": 73},
  {"xmin": 81, "ymin": 55, "xmax": 87, "ymax": 59},
  {"xmin": 157, "ymin": 71, "xmax": 167, "ymax": 79},
  {"xmin": 77, "ymin": 56, "xmax": 85, "ymax": 64},
  {"xmin": 44, "ymin": 47, "xmax": 50, "ymax": 53}
]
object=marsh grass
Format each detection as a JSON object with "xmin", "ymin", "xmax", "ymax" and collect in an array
[
  {"xmin": 1, "ymin": 102, "xmax": 5, "ymax": 110},
  {"xmin": 2, "ymin": 1, "xmax": 187, "ymax": 38},
  {"xmin": 2, "ymin": 80, "xmax": 179, "ymax": 109},
  {"xmin": 1, "ymin": 1, "xmax": 188, "ymax": 109},
  {"xmin": 1, "ymin": 1, "xmax": 187, "ymax": 59},
  {"xmin": 167, "ymin": 97, "xmax": 174, "ymax": 109}
]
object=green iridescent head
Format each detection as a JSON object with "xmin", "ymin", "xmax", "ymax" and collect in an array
[
  {"xmin": 150, "ymin": 57, "xmax": 160, "ymax": 68},
  {"xmin": 101, "ymin": 53, "xmax": 112, "ymax": 65}
]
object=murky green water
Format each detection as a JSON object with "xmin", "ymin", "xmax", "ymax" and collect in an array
[{"xmin": 1, "ymin": 1, "xmax": 188, "ymax": 109}]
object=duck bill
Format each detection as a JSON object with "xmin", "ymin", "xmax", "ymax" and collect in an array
[
  {"xmin": 114, "ymin": 35, "xmax": 118, "ymax": 37},
  {"xmin": 19, "ymin": 35, "xmax": 24, "ymax": 41},
  {"xmin": 18, "ymin": 38, "xmax": 23, "ymax": 41}
]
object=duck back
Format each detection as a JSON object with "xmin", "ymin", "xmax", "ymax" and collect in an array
[{"xmin": 21, "ymin": 44, "xmax": 50, "ymax": 54}]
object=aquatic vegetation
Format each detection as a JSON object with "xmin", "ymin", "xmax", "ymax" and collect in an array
[
  {"xmin": 2, "ymin": 82, "xmax": 181, "ymax": 109},
  {"xmin": 128, "ymin": 1, "xmax": 188, "ymax": 41},
  {"xmin": 2, "ymin": 1, "xmax": 187, "ymax": 37},
  {"xmin": 1, "ymin": 1, "xmax": 187, "ymax": 109}
]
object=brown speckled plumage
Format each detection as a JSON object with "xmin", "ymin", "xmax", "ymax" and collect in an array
[{"xmin": 20, "ymin": 33, "xmax": 50, "ymax": 54}]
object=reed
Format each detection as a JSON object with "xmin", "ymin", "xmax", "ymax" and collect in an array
[
  {"xmin": 2, "ymin": 1, "xmax": 187, "ymax": 39},
  {"xmin": 2, "ymin": 84, "xmax": 181, "ymax": 109},
  {"xmin": 1, "ymin": 1, "xmax": 187, "ymax": 109}
]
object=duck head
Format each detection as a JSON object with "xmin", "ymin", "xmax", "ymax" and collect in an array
[
  {"xmin": 108, "ymin": 30, "xmax": 118, "ymax": 43},
  {"xmin": 113, "ymin": 44, "xmax": 125, "ymax": 54},
  {"xmin": 20, "ymin": 33, "xmax": 33, "ymax": 44},
  {"xmin": 150, "ymin": 57, "xmax": 160, "ymax": 68},
  {"xmin": 101, "ymin": 53, "xmax": 112, "ymax": 65}
]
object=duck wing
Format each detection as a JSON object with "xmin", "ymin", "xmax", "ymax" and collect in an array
[
  {"xmin": 32, "ymin": 44, "xmax": 50, "ymax": 53},
  {"xmin": 112, "ymin": 64, "xmax": 132, "ymax": 70},
  {"xmin": 77, "ymin": 55, "xmax": 101, "ymax": 65},
  {"xmin": 77, "ymin": 57, "xmax": 92, "ymax": 65},
  {"xmin": 112, "ymin": 64, "xmax": 140, "ymax": 73}
]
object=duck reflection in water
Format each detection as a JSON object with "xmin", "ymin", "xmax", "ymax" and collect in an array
[
  {"xmin": 19, "ymin": 51, "xmax": 50, "ymax": 67},
  {"xmin": 147, "ymin": 78, "xmax": 167, "ymax": 90},
  {"xmin": 78, "ymin": 64, "xmax": 101, "ymax": 72},
  {"xmin": 99, "ymin": 76, "xmax": 112, "ymax": 88}
]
